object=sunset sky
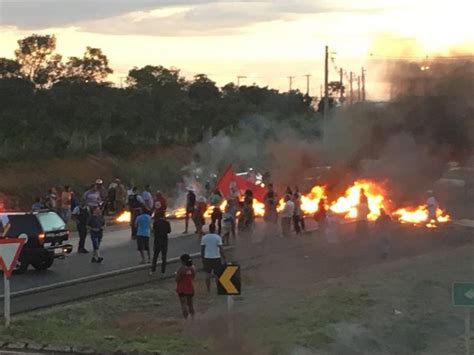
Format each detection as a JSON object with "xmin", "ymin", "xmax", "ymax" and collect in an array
[{"xmin": 0, "ymin": 0, "xmax": 473, "ymax": 99}]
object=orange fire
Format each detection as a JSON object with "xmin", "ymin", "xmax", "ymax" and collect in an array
[
  {"xmin": 115, "ymin": 179, "xmax": 452, "ymax": 228},
  {"xmin": 393, "ymin": 205, "xmax": 450, "ymax": 227},
  {"xmin": 116, "ymin": 211, "xmax": 131, "ymax": 223},
  {"xmin": 329, "ymin": 180, "xmax": 386, "ymax": 221},
  {"xmin": 300, "ymin": 185, "xmax": 327, "ymax": 215}
]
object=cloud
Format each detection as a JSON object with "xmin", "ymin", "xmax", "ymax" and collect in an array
[
  {"xmin": 0, "ymin": 0, "xmax": 210, "ymax": 28},
  {"xmin": 0, "ymin": 0, "xmax": 384, "ymax": 36}
]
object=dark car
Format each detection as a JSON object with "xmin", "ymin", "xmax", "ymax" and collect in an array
[{"xmin": 1, "ymin": 211, "xmax": 73, "ymax": 274}]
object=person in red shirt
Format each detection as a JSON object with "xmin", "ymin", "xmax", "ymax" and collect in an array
[
  {"xmin": 154, "ymin": 191, "xmax": 168, "ymax": 217},
  {"xmin": 175, "ymin": 254, "xmax": 196, "ymax": 320}
]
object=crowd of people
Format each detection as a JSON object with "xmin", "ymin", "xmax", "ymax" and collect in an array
[{"xmin": 22, "ymin": 177, "xmax": 442, "ymax": 320}]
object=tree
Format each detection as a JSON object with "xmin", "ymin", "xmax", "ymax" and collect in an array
[
  {"xmin": 188, "ymin": 74, "xmax": 220, "ymax": 101},
  {"xmin": 14, "ymin": 34, "xmax": 63, "ymax": 88},
  {"xmin": 126, "ymin": 65, "xmax": 186, "ymax": 89},
  {"xmin": 0, "ymin": 58, "xmax": 21, "ymax": 78},
  {"xmin": 64, "ymin": 47, "xmax": 113, "ymax": 83}
]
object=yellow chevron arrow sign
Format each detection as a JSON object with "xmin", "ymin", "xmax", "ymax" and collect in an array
[{"xmin": 218, "ymin": 264, "xmax": 241, "ymax": 295}]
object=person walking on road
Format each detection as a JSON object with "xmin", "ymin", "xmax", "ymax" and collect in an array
[
  {"xmin": 239, "ymin": 189, "xmax": 255, "ymax": 239},
  {"xmin": 193, "ymin": 196, "xmax": 207, "ymax": 239},
  {"xmin": 128, "ymin": 186, "xmax": 145, "ymax": 239},
  {"xmin": 211, "ymin": 205, "xmax": 223, "ymax": 236},
  {"xmin": 72, "ymin": 200, "xmax": 91, "ymax": 253},
  {"xmin": 293, "ymin": 190, "xmax": 305, "ymax": 234},
  {"xmin": 314, "ymin": 198, "xmax": 327, "ymax": 235},
  {"xmin": 45, "ymin": 187, "xmax": 59, "ymax": 211},
  {"xmin": 154, "ymin": 191, "xmax": 168, "ymax": 217},
  {"xmin": 426, "ymin": 190, "xmax": 438, "ymax": 223},
  {"xmin": 176, "ymin": 254, "xmax": 196, "ymax": 320},
  {"xmin": 150, "ymin": 212, "xmax": 171, "ymax": 275},
  {"xmin": 88, "ymin": 207, "xmax": 105, "ymax": 263},
  {"xmin": 114, "ymin": 179, "xmax": 127, "ymax": 213},
  {"xmin": 356, "ymin": 189, "xmax": 370, "ymax": 237},
  {"xmin": 201, "ymin": 224, "xmax": 226, "ymax": 292},
  {"xmin": 264, "ymin": 183, "xmax": 278, "ymax": 225},
  {"xmin": 135, "ymin": 208, "xmax": 152, "ymax": 264},
  {"xmin": 222, "ymin": 204, "xmax": 234, "ymax": 246},
  {"xmin": 184, "ymin": 188, "xmax": 196, "ymax": 234},
  {"xmin": 83, "ymin": 184, "xmax": 101, "ymax": 209},
  {"xmin": 281, "ymin": 194, "xmax": 295, "ymax": 237},
  {"xmin": 60, "ymin": 185, "xmax": 73, "ymax": 222},
  {"xmin": 142, "ymin": 185, "xmax": 154, "ymax": 214}
]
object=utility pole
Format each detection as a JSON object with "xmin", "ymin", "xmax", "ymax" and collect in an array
[
  {"xmin": 304, "ymin": 74, "xmax": 311, "ymax": 95},
  {"xmin": 324, "ymin": 45, "xmax": 329, "ymax": 119},
  {"xmin": 339, "ymin": 68, "xmax": 344, "ymax": 101},
  {"xmin": 320, "ymin": 84, "xmax": 323, "ymax": 99},
  {"xmin": 361, "ymin": 67, "xmax": 366, "ymax": 101},
  {"xmin": 357, "ymin": 75, "xmax": 361, "ymax": 102},
  {"xmin": 237, "ymin": 75, "xmax": 247, "ymax": 86},
  {"xmin": 288, "ymin": 76, "xmax": 295, "ymax": 91},
  {"xmin": 349, "ymin": 71, "xmax": 353, "ymax": 105},
  {"xmin": 119, "ymin": 76, "xmax": 126, "ymax": 89}
]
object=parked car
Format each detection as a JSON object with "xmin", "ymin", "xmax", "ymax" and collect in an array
[{"xmin": 1, "ymin": 210, "xmax": 73, "ymax": 274}]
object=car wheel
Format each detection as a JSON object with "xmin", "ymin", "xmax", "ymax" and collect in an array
[
  {"xmin": 12, "ymin": 257, "xmax": 29, "ymax": 274},
  {"xmin": 31, "ymin": 256, "xmax": 54, "ymax": 271}
]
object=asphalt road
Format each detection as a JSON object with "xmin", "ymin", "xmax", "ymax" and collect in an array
[
  {"xmin": 3, "ymin": 218, "xmax": 318, "ymax": 295},
  {"xmin": 2, "ymin": 219, "xmax": 202, "ymax": 294}
]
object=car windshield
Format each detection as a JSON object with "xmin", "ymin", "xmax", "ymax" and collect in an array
[{"xmin": 37, "ymin": 212, "xmax": 66, "ymax": 232}]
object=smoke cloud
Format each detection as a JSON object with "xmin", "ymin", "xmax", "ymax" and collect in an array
[{"xmin": 185, "ymin": 57, "xmax": 473, "ymax": 210}]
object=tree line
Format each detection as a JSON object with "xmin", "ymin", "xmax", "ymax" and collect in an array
[{"xmin": 0, "ymin": 34, "xmax": 316, "ymax": 160}]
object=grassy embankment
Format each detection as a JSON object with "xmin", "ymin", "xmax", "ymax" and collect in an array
[{"xmin": 0, "ymin": 242, "xmax": 471, "ymax": 354}]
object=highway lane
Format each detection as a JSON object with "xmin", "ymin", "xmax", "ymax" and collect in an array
[
  {"xmin": 3, "ymin": 217, "xmax": 318, "ymax": 294},
  {"xmin": 2, "ymin": 219, "xmax": 201, "ymax": 293}
]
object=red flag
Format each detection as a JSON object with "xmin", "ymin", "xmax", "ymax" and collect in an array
[
  {"xmin": 215, "ymin": 165, "xmax": 237, "ymax": 199},
  {"xmin": 216, "ymin": 165, "xmax": 267, "ymax": 202}
]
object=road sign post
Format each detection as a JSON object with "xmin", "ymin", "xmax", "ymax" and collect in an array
[
  {"xmin": 453, "ymin": 282, "xmax": 474, "ymax": 355},
  {"xmin": 0, "ymin": 238, "xmax": 25, "ymax": 328},
  {"xmin": 218, "ymin": 263, "xmax": 241, "ymax": 339},
  {"xmin": 3, "ymin": 273, "xmax": 9, "ymax": 328}
]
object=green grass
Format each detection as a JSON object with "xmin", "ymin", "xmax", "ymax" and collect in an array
[
  {"xmin": 249, "ymin": 284, "xmax": 370, "ymax": 354},
  {"xmin": 0, "ymin": 288, "xmax": 206, "ymax": 354}
]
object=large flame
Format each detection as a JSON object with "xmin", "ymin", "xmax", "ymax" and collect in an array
[
  {"xmin": 393, "ymin": 205, "xmax": 450, "ymax": 227},
  {"xmin": 300, "ymin": 186, "xmax": 327, "ymax": 215},
  {"xmin": 115, "ymin": 179, "xmax": 452, "ymax": 228},
  {"xmin": 329, "ymin": 180, "xmax": 386, "ymax": 221}
]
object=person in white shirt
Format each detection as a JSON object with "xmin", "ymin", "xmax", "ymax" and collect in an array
[
  {"xmin": 356, "ymin": 199, "xmax": 370, "ymax": 236},
  {"xmin": 200, "ymin": 224, "xmax": 226, "ymax": 292},
  {"xmin": 426, "ymin": 190, "xmax": 438, "ymax": 222},
  {"xmin": 280, "ymin": 194, "xmax": 295, "ymax": 237},
  {"xmin": 142, "ymin": 185, "xmax": 154, "ymax": 212}
]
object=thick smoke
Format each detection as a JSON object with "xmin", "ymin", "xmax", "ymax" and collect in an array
[{"xmin": 185, "ymin": 57, "xmax": 473, "ymax": 208}]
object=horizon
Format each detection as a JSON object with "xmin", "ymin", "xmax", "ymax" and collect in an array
[{"xmin": 1, "ymin": 0, "xmax": 473, "ymax": 99}]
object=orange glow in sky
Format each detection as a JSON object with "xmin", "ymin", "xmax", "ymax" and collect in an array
[{"xmin": 0, "ymin": 0, "xmax": 472, "ymax": 99}]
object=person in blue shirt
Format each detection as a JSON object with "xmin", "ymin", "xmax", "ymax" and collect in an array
[
  {"xmin": 135, "ymin": 208, "xmax": 152, "ymax": 264},
  {"xmin": 31, "ymin": 197, "xmax": 44, "ymax": 211}
]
